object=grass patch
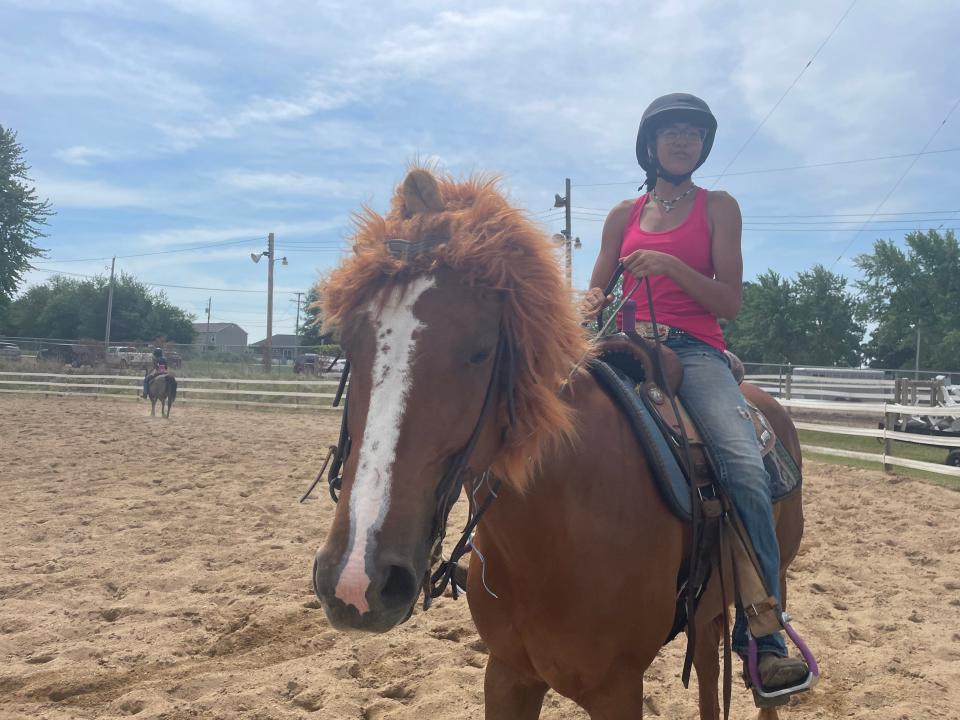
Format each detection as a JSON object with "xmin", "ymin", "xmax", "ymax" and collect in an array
[{"xmin": 798, "ymin": 428, "xmax": 960, "ymax": 491}]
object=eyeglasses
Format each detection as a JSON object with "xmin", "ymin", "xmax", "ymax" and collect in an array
[{"xmin": 656, "ymin": 127, "xmax": 707, "ymax": 144}]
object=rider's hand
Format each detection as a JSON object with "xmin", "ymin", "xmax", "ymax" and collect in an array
[
  {"xmin": 580, "ymin": 287, "xmax": 613, "ymax": 315},
  {"xmin": 621, "ymin": 249, "xmax": 677, "ymax": 279}
]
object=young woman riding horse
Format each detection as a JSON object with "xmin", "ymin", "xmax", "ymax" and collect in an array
[
  {"xmin": 311, "ymin": 165, "xmax": 811, "ymax": 720},
  {"xmin": 582, "ymin": 93, "xmax": 809, "ymax": 693}
]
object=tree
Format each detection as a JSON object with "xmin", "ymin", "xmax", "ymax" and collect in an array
[
  {"xmin": 6, "ymin": 272, "xmax": 196, "ymax": 343},
  {"xmin": 1, "ymin": 126, "xmax": 52, "ymax": 303},
  {"xmin": 298, "ymin": 276, "xmax": 334, "ymax": 346},
  {"xmin": 723, "ymin": 266, "xmax": 864, "ymax": 367},
  {"xmin": 723, "ymin": 270, "xmax": 800, "ymax": 364},
  {"xmin": 855, "ymin": 229, "xmax": 960, "ymax": 371},
  {"xmin": 792, "ymin": 264, "xmax": 864, "ymax": 367}
]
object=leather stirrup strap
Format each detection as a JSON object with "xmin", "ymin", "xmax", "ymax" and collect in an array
[{"xmin": 718, "ymin": 520, "xmax": 733, "ymax": 720}]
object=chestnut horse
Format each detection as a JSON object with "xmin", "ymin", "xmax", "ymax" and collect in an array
[{"xmin": 312, "ymin": 168, "xmax": 804, "ymax": 720}]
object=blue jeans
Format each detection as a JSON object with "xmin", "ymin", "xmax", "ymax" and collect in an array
[{"xmin": 665, "ymin": 333, "xmax": 787, "ymax": 658}]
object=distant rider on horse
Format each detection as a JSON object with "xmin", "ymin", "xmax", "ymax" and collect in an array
[{"xmin": 142, "ymin": 348, "xmax": 168, "ymax": 399}]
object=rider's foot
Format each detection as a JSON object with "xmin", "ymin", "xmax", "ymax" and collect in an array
[
  {"xmin": 141, "ymin": 392, "xmax": 148, "ymax": 399},
  {"xmin": 757, "ymin": 653, "xmax": 809, "ymax": 691}
]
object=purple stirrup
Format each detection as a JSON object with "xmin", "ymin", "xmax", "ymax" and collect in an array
[{"xmin": 747, "ymin": 613, "xmax": 820, "ymax": 702}]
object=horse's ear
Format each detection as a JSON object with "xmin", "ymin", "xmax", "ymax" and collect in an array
[{"xmin": 402, "ymin": 169, "xmax": 444, "ymax": 216}]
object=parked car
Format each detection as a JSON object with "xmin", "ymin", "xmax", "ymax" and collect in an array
[
  {"xmin": 0, "ymin": 341, "xmax": 22, "ymax": 362},
  {"xmin": 106, "ymin": 346, "xmax": 153, "ymax": 369},
  {"xmin": 294, "ymin": 353, "xmax": 319, "ymax": 375}
]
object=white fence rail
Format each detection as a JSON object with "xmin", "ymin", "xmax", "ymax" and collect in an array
[
  {"xmin": 2, "ymin": 370, "xmax": 958, "ymax": 477},
  {"xmin": 0, "ymin": 371, "xmax": 343, "ymax": 411},
  {"xmin": 760, "ymin": 379, "xmax": 960, "ymax": 478}
]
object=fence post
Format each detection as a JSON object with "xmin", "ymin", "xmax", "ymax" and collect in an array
[
  {"xmin": 235, "ymin": 381, "xmax": 240, "ymax": 410},
  {"xmin": 783, "ymin": 365, "xmax": 792, "ymax": 416},
  {"xmin": 883, "ymin": 406, "xmax": 896, "ymax": 473}
]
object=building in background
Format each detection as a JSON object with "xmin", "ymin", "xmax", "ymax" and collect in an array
[
  {"xmin": 192, "ymin": 322, "xmax": 248, "ymax": 353},
  {"xmin": 250, "ymin": 334, "xmax": 301, "ymax": 363}
]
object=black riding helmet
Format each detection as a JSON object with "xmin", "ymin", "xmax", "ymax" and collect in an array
[
  {"xmin": 636, "ymin": 93, "xmax": 717, "ymax": 190},
  {"xmin": 153, "ymin": 348, "xmax": 164, "ymax": 358}
]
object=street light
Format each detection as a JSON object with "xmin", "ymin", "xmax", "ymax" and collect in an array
[
  {"xmin": 250, "ymin": 233, "xmax": 287, "ymax": 372},
  {"xmin": 250, "ymin": 251, "xmax": 287, "ymax": 265}
]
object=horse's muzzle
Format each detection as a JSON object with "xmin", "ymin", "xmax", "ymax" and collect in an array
[{"xmin": 312, "ymin": 551, "xmax": 420, "ymax": 633}]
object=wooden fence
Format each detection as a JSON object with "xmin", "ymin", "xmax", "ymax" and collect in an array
[
  {"xmin": 747, "ymin": 373, "xmax": 960, "ymax": 478},
  {"xmin": 0, "ymin": 370, "xmax": 342, "ymax": 411},
  {"xmin": 3, "ymin": 370, "xmax": 958, "ymax": 478}
]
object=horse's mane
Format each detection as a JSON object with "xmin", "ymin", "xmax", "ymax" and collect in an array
[{"xmin": 322, "ymin": 168, "xmax": 590, "ymax": 490}]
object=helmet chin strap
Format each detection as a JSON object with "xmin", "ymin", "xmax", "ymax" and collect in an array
[
  {"xmin": 642, "ymin": 143, "xmax": 695, "ymax": 190},
  {"xmin": 657, "ymin": 168, "xmax": 693, "ymax": 185}
]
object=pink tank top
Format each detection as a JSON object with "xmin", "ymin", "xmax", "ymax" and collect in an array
[{"xmin": 619, "ymin": 189, "xmax": 725, "ymax": 350}]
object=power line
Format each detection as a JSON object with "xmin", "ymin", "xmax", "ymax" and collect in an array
[
  {"xmin": 740, "ymin": 217, "xmax": 960, "ymax": 226},
  {"xmin": 30, "ymin": 267, "xmax": 302, "ymax": 294},
  {"xmin": 568, "ymin": 214, "xmax": 960, "ymax": 233},
  {"xmin": 572, "ymin": 146, "xmax": 960, "ymax": 188},
  {"xmin": 831, "ymin": 94, "xmax": 960, "ymax": 267},
  {"xmin": 741, "ymin": 208, "xmax": 960, "ymax": 219},
  {"xmin": 32, "ymin": 236, "xmax": 267, "ymax": 264},
  {"xmin": 709, "ymin": 0, "xmax": 858, "ymax": 188},
  {"xmin": 571, "ymin": 205, "xmax": 960, "ymax": 219},
  {"xmin": 741, "ymin": 226, "xmax": 960, "ymax": 233}
]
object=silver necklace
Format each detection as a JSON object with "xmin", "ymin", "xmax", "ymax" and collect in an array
[{"xmin": 651, "ymin": 185, "xmax": 697, "ymax": 213}]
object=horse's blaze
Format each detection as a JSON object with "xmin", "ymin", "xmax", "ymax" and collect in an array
[{"xmin": 332, "ymin": 276, "xmax": 435, "ymax": 614}]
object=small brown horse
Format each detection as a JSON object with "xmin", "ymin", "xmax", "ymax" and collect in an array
[
  {"xmin": 147, "ymin": 373, "xmax": 177, "ymax": 418},
  {"xmin": 312, "ymin": 169, "xmax": 805, "ymax": 720}
]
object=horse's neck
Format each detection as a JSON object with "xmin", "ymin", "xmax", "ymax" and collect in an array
[{"xmin": 479, "ymin": 374, "xmax": 673, "ymax": 554}]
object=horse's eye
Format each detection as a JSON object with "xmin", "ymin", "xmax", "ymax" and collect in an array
[{"xmin": 469, "ymin": 350, "xmax": 491, "ymax": 365}]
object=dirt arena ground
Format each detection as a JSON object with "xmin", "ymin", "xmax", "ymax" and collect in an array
[{"xmin": 1, "ymin": 395, "xmax": 958, "ymax": 719}]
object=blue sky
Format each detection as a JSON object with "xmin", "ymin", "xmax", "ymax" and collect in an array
[{"xmin": 2, "ymin": 0, "xmax": 959, "ymax": 342}]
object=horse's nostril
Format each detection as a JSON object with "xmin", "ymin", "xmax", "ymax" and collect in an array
[{"xmin": 380, "ymin": 564, "xmax": 418, "ymax": 610}]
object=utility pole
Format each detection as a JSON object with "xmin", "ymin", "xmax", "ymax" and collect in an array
[
  {"xmin": 205, "ymin": 297, "xmax": 211, "ymax": 352},
  {"xmin": 104, "ymin": 257, "xmax": 116, "ymax": 354},
  {"xmin": 251, "ymin": 234, "xmax": 286, "ymax": 373},
  {"xmin": 915, "ymin": 320, "xmax": 921, "ymax": 380},
  {"xmin": 265, "ymin": 232, "xmax": 275, "ymax": 372},
  {"xmin": 553, "ymin": 177, "xmax": 581, "ymax": 287},
  {"xmin": 293, "ymin": 291, "xmax": 303, "ymax": 359}
]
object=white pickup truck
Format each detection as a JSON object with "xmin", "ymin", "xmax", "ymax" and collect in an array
[{"xmin": 106, "ymin": 346, "xmax": 154, "ymax": 369}]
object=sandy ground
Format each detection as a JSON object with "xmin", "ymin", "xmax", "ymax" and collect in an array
[{"xmin": 1, "ymin": 394, "xmax": 958, "ymax": 720}]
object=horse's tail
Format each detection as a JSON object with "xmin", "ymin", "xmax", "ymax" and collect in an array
[{"xmin": 167, "ymin": 375, "xmax": 177, "ymax": 405}]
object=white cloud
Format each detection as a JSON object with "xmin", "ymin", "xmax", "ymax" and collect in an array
[
  {"xmin": 220, "ymin": 170, "xmax": 351, "ymax": 197},
  {"xmin": 134, "ymin": 219, "xmax": 348, "ymax": 248},
  {"xmin": 32, "ymin": 176, "xmax": 150, "ymax": 208},
  {"xmin": 54, "ymin": 145, "xmax": 113, "ymax": 165}
]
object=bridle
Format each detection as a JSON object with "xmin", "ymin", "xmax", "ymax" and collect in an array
[{"xmin": 302, "ymin": 308, "xmax": 516, "ymax": 609}]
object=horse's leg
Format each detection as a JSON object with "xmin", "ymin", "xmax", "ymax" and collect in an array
[
  {"xmin": 483, "ymin": 655, "xmax": 548, "ymax": 720},
  {"xmin": 150, "ymin": 397, "xmax": 156, "ymax": 417},
  {"xmin": 692, "ymin": 611, "xmax": 724, "ymax": 720},
  {"xmin": 579, "ymin": 674, "xmax": 646, "ymax": 720}
]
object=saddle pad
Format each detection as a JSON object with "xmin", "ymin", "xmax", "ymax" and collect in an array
[{"xmin": 589, "ymin": 361, "xmax": 802, "ymax": 521}]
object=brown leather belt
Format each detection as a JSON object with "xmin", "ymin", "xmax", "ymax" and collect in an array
[{"xmin": 634, "ymin": 321, "xmax": 686, "ymax": 341}]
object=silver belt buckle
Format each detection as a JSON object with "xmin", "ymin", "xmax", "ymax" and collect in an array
[{"xmin": 636, "ymin": 321, "xmax": 671, "ymax": 341}]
